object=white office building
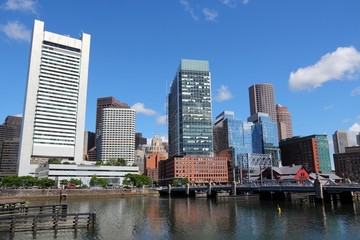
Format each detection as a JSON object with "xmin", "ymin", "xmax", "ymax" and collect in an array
[
  {"xmin": 18, "ymin": 20, "xmax": 91, "ymax": 176},
  {"xmin": 98, "ymin": 107, "xmax": 136, "ymax": 165},
  {"xmin": 36, "ymin": 162, "xmax": 139, "ymax": 187}
]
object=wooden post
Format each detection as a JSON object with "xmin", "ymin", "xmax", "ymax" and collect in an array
[
  {"xmin": 73, "ymin": 214, "xmax": 79, "ymax": 229},
  {"xmin": 32, "ymin": 216, "xmax": 38, "ymax": 232}
]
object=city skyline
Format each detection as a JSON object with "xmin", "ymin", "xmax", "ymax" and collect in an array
[{"xmin": 1, "ymin": 1, "xmax": 360, "ymax": 156}]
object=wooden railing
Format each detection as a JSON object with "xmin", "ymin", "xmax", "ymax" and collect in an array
[
  {"xmin": 0, "ymin": 212, "xmax": 96, "ymax": 233},
  {"xmin": 0, "ymin": 204, "xmax": 67, "ymax": 217}
]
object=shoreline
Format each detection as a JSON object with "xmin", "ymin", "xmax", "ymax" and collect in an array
[{"xmin": 0, "ymin": 189, "xmax": 160, "ymax": 201}]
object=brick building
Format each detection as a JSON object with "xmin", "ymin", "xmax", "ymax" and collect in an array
[{"xmin": 159, "ymin": 156, "xmax": 228, "ymax": 185}]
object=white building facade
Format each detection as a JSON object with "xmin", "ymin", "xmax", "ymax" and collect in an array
[
  {"xmin": 98, "ymin": 107, "xmax": 136, "ymax": 165},
  {"xmin": 18, "ymin": 20, "xmax": 91, "ymax": 176},
  {"xmin": 36, "ymin": 163, "xmax": 139, "ymax": 187}
]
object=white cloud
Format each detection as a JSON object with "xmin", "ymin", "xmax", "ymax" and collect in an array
[
  {"xmin": 131, "ymin": 103, "xmax": 156, "ymax": 116},
  {"xmin": 0, "ymin": 21, "xmax": 31, "ymax": 42},
  {"xmin": 351, "ymin": 86, "xmax": 360, "ymax": 96},
  {"xmin": 289, "ymin": 46, "xmax": 360, "ymax": 91},
  {"xmin": 220, "ymin": 0, "xmax": 248, "ymax": 7},
  {"xmin": 203, "ymin": 8, "xmax": 218, "ymax": 21},
  {"xmin": 180, "ymin": 0, "xmax": 198, "ymax": 20},
  {"xmin": 15, "ymin": 113, "xmax": 22, "ymax": 117},
  {"xmin": 342, "ymin": 118, "xmax": 352, "ymax": 123},
  {"xmin": 2, "ymin": 0, "xmax": 37, "ymax": 13},
  {"xmin": 215, "ymin": 85, "xmax": 233, "ymax": 102},
  {"xmin": 156, "ymin": 115, "xmax": 167, "ymax": 125},
  {"xmin": 324, "ymin": 104, "xmax": 334, "ymax": 111},
  {"xmin": 348, "ymin": 123, "xmax": 360, "ymax": 146}
]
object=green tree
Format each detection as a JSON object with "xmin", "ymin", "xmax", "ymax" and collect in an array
[
  {"xmin": 69, "ymin": 178, "xmax": 82, "ymax": 186},
  {"xmin": 21, "ymin": 176, "xmax": 38, "ymax": 187},
  {"xmin": 172, "ymin": 179, "xmax": 182, "ymax": 187},
  {"xmin": 89, "ymin": 175, "xmax": 109, "ymax": 188},
  {"xmin": 37, "ymin": 178, "xmax": 55, "ymax": 188},
  {"xmin": 182, "ymin": 177, "xmax": 189, "ymax": 185},
  {"xmin": 60, "ymin": 179, "xmax": 69, "ymax": 185},
  {"xmin": 123, "ymin": 174, "xmax": 152, "ymax": 187}
]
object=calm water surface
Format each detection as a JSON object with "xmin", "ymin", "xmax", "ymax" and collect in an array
[{"xmin": 2, "ymin": 196, "xmax": 360, "ymax": 240}]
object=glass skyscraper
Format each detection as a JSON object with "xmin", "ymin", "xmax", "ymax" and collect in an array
[
  {"xmin": 213, "ymin": 111, "xmax": 253, "ymax": 165},
  {"xmin": 168, "ymin": 59, "xmax": 213, "ymax": 157},
  {"xmin": 248, "ymin": 113, "xmax": 280, "ymax": 164}
]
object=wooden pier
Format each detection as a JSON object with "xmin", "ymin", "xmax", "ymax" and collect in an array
[{"xmin": 0, "ymin": 204, "xmax": 96, "ymax": 233}]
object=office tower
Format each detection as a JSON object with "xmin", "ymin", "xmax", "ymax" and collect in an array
[
  {"xmin": 334, "ymin": 146, "xmax": 360, "ymax": 181},
  {"xmin": 356, "ymin": 133, "xmax": 360, "ymax": 146},
  {"xmin": 98, "ymin": 105, "xmax": 136, "ymax": 164},
  {"xmin": 249, "ymin": 83, "xmax": 277, "ymax": 123},
  {"xmin": 95, "ymin": 97, "xmax": 129, "ymax": 138},
  {"xmin": 83, "ymin": 131, "xmax": 95, "ymax": 160},
  {"xmin": 0, "ymin": 116, "xmax": 22, "ymax": 176},
  {"xmin": 276, "ymin": 104, "xmax": 293, "ymax": 141},
  {"xmin": 18, "ymin": 20, "xmax": 90, "ymax": 176},
  {"xmin": 168, "ymin": 59, "xmax": 213, "ymax": 157},
  {"xmin": 279, "ymin": 135, "xmax": 332, "ymax": 173},
  {"xmin": 213, "ymin": 111, "xmax": 253, "ymax": 162},
  {"xmin": 248, "ymin": 113, "xmax": 280, "ymax": 164},
  {"xmin": 333, "ymin": 130, "xmax": 350, "ymax": 154},
  {"xmin": 135, "ymin": 132, "xmax": 147, "ymax": 150}
]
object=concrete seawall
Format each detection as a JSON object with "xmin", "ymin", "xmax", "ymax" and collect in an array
[{"xmin": 0, "ymin": 189, "xmax": 159, "ymax": 200}]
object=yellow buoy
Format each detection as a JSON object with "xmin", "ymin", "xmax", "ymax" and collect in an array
[{"xmin": 277, "ymin": 204, "xmax": 281, "ymax": 214}]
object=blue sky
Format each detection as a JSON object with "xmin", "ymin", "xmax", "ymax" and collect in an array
[{"xmin": 1, "ymin": 0, "xmax": 360, "ymax": 155}]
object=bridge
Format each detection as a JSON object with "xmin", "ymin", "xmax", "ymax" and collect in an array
[{"xmin": 157, "ymin": 181, "xmax": 360, "ymax": 204}]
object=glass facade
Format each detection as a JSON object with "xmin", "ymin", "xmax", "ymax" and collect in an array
[
  {"xmin": 213, "ymin": 111, "xmax": 253, "ymax": 166},
  {"xmin": 168, "ymin": 59, "xmax": 213, "ymax": 157},
  {"xmin": 251, "ymin": 115, "xmax": 280, "ymax": 163},
  {"xmin": 315, "ymin": 135, "xmax": 332, "ymax": 173}
]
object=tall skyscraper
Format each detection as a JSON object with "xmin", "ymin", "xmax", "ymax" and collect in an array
[
  {"xmin": 276, "ymin": 104, "xmax": 293, "ymax": 141},
  {"xmin": 249, "ymin": 83, "xmax": 277, "ymax": 123},
  {"xmin": 356, "ymin": 133, "xmax": 360, "ymax": 146},
  {"xmin": 18, "ymin": 20, "xmax": 91, "ymax": 176},
  {"xmin": 168, "ymin": 59, "xmax": 213, "ymax": 157},
  {"xmin": 332, "ymin": 130, "xmax": 350, "ymax": 154},
  {"xmin": 0, "ymin": 116, "xmax": 22, "ymax": 176},
  {"xmin": 95, "ymin": 97, "xmax": 129, "ymax": 138},
  {"xmin": 98, "ymin": 105, "xmax": 136, "ymax": 164}
]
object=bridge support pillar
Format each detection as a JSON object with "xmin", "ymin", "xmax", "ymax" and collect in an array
[
  {"xmin": 340, "ymin": 191, "xmax": 354, "ymax": 204},
  {"xmin": 231, "ymin": 181, "xmax": 237, "ymax": 196},
  {"xmin": 168, "ymin": 184, "xmax": 172, "ymax": 196},
  {"xmin": 314, "ymin": 178, "xmax": 324, "ymax": 203},
  {"xmin": 186, "ymin": 183, "xmax": 190, "ymax": 196},
  {"xmin": 207, "ymin": 182, "xmax": 212, "ymax": 197}
]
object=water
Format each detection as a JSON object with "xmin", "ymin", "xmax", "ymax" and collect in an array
[{"xmin": 2, "ymin": 196, "xmax": 360, "ymax": 240}]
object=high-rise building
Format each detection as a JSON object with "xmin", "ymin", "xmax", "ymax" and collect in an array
[
  {"xmin": 248, "ymin": 113, "xmax": 280, "ymax": 163},
  {"xmin": 213, "ymin": 111, "xmax": 253, "ymax": 163},
  {"xmin": 168, "ymin": 59, "xmax": 213, "ymax": 157},
  {"xmin": 249, "ymin": 84, "xmax": 277, "ymax": 123},
  {"xmin": 135, "ymin": 132, "xmax": 147, "ymax": 150},
  {"xmin": 95, "ymin": 97, "xmax": 129, "ymax": 138},
  {"xmin": 98, "ymin": 105, "xmax": 136, "ymax": 165},
  {"xmin": 333, "ymin": 130, "xmax": 350, "ymax": 154},
  {"xmin": 18, "ymin": 20, "xmax": 90, "ymax": 176},
  {"xmin": 83, "ymin": 131, "xmax": 95, "ymax": 160},
  {"xmin": 0, "ymin": 116, "xmax": 22, "ymax": 176},
  {"xmin": 357, "ymin": 133, "xmax": 360, "ymax": 146},
  {"xmin": 276, "ymin": 104, "xmax": 293, "ymax": 141},
  {"xmin": 334, "ymin": 146, "xmax": 360, "ymax": 181},
  {"xmin": 279, "ymin": 135, "xmax": 332, "ymax": 173}
]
